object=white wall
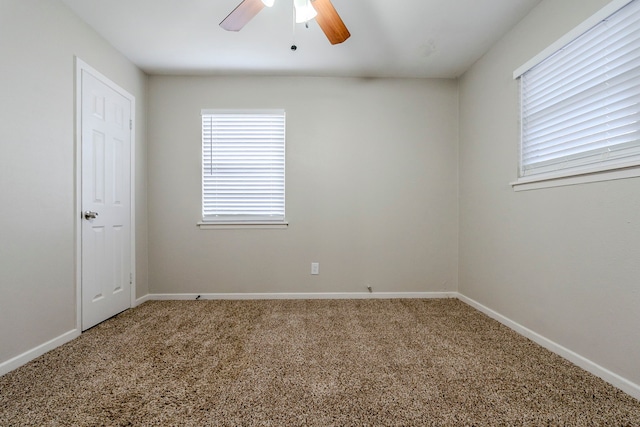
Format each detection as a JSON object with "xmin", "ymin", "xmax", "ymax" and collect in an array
[
  {"xmin": 459, "ymin": 0, "xmax": 640, "ymax": 387},
  {"xmin": 0, "ymin": 0, "xmax": 148, "ymax": 365},
  {"xmin": 148, "ymin": 76, "xmax": 458, "ymax": 295}
]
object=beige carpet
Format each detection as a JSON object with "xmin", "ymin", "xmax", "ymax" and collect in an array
[{"xmin": 1, "ymin": 299, "xmax": 639, "ymax": 426}]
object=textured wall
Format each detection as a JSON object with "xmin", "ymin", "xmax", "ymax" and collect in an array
[
  {"xmin": 458, "ymin": 0, "xmax": 640, "ymax": 386},
  {"xmin": 147, "ymin": 76, "xmax": 459, "ymax": 295}
]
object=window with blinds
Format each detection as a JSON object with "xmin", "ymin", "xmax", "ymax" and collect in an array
[
  {"xmin": 201, "ymin": 110, "xmax": 285, "ymax": 223},
  {"xmin": 516, "ymin": 0, "xmax": 640, "ymax": 179}
]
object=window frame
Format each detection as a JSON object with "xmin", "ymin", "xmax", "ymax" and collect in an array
[
  {"xmin": 198, "ymin": 109, "xmax": 288, "ymax": 229},
  {"xmin": 511, "ymin": 0, "xmax": 640, "ymax": 191}
]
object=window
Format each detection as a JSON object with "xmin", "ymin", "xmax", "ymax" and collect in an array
[
  {"xmin": 200, "ymin": 110, "xmax": 286, "ymax": 227},
  {"xmin": 513, "ymin": 0, "xmax": 640, "ymax": 187}
]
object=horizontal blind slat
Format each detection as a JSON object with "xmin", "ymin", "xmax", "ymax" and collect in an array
[
  {"xmin": 523, "ymin": 47, "xmax": 640, "ymax": 115},
  {"xmin": 523, "ymin": 103, "xmax": 640, "ymax": 154},
  {"xmin": 524, "ymin": 15, "xmax": 640, "ymax": 99},
  {"xmin": 522, "ymin": 74, "xmax": 640, "ymax": 131}
]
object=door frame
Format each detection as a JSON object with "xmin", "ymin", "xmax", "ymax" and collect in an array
[{"xmin": 74, "ymin": 57, "xmax": 136, "ymax": 331}]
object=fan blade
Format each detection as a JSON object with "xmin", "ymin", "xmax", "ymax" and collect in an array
[
  {"xmin": 220, "ymin": 0, "xmax": 266, "ymax": 32},
  {"xmin": 311, "ymin": 0, "xmax": 350, "ymax": 45}
]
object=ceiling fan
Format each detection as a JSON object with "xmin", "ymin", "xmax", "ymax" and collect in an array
[{"xmin": 220, "ymin": 0, "xmax": 350, "ymax": 45}]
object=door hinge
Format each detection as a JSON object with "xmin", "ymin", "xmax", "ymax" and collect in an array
[
  {"xmin": 129, "ymin": 119, "xmax": 132, "ymax": 130},
  {"xmin": 129, "ymin": 273, "xmax": 133, "ymax": 284}
]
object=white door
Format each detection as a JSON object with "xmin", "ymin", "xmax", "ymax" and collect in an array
[{"xmin": 81, "ymin": 69, "xmax": 132, "ymax": 331}]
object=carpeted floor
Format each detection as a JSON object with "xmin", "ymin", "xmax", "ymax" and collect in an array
[{"xmin": 1, "ymin": 299, "xmax": 639, "ymax": 426}]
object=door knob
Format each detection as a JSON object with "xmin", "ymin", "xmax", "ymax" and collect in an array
[{"xmin": 83, "ymin": 211, "xmax": 99, "ymax": 220}]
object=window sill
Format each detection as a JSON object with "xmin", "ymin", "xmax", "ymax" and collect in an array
[
  {"xmin": 511, "ymin": 164, "xmax": 640, "ymax": 192},
  {"xmin": 197, "ymin": 221, "xmax": 289, "ymax": 230}
]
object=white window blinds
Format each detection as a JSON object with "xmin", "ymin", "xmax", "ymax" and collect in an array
[
  {"xmin": 202, "ymin": 110, "xmax": 285, "ymax": 222},
  {"xmin": 518, "ymin": 0, "xmax": 640, "ymax": 178}
]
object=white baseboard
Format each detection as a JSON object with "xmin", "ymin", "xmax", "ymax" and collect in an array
[
  {"xmin": 134, "ymin": 294, "xmax": 152, "ymax": 306},
  {"xmin": 145, "ymin": 291, "xmax": 457, "ymax": 301},
  {"xmin": 457, "ymin": 293, "xmax": 640, "ymax": 401},
  {"xmin": 0, "ymin": 329, "xmax": 80, "ymax": 377}
]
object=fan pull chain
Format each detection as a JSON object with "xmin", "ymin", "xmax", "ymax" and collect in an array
[{"xmin": 291, "ymin": 1, "xmax": 298, "ymax": 51}]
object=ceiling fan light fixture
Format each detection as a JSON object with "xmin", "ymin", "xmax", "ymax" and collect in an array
[
  {"xmin": 294, "ymin": 0, "xmax": 317, "ymax": 23},
  {"xmin": 221, "ymin": 0, "xmax": 349, "ymax": 44}
]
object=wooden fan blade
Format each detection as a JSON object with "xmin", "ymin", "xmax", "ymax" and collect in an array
[
  {"xmin": 220, "ymin": 0, "xmax": 265, "ymax": 32},
  {"xmin": 311, "ymin": 0, "xmax": 350, "ymax": 45}
]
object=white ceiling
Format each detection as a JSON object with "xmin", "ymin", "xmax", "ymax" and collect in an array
[{"xmin": 61, "ymin": 0, "xmax": 542, "ymax": 78}]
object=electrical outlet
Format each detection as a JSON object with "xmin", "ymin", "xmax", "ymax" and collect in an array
[{"xmin": 311, "ymin": 262, "xmax": 319, "ymax": 275}]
